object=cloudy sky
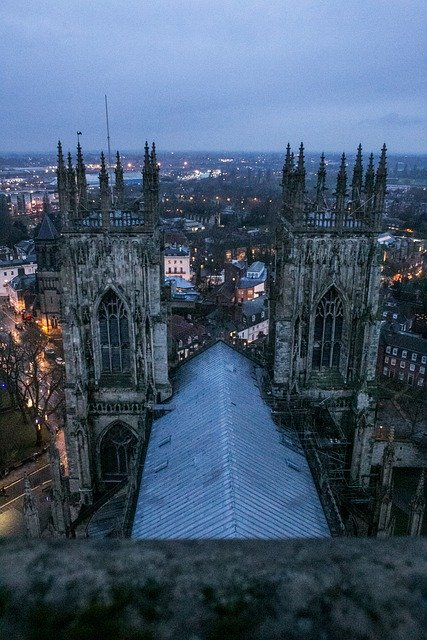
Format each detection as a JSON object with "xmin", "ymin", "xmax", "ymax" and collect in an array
[{"xmin": 0, "ymin": 0, "xmax": 425, "ymax": 153}]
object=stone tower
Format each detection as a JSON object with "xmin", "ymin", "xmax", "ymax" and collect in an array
[
  {"xmin": 271, "ymin": 143, "xmax": 387, "ymax": 486},
  {"xmin": 35, "ymin": 211, "xmax": 61, "ymax": 332},
  {"xmin": 59, "ymin": 141, "xmax": 171, "ymax": 504}
]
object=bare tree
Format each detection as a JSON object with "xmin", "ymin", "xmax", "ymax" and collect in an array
[{"xmin": 0, "ymin": 326, "xmax": 64, "ymax": 446}]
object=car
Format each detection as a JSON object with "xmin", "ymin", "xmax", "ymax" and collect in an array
[
  {"xmin": 44, "ymin": 347, "xmax": 56, "ymax": 358},
  {"xmin": 15, "ymin": 323, "xmax": 24, "ymax": 330},
  {"xmin": 55, "ymin": 357, "xmax": 65, "ymax": 366}
]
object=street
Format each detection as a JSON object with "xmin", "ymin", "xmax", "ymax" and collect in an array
[{"xmin": 0, "ymin": 453, "xmax": 52, "ymax": 536}]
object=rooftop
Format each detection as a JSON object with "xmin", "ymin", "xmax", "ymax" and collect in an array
[
  {"xmin": 132, "ymin": 341, "xmax": 330, "ymax": 540},
  {"xmin": 382, "ymin": 328, "xmax": 427, "ymax": 355},
  {"xmin": 36, "ymin": 213, "xmax": 59, "ymax": 241},
  {"xmin": 164, "ymin": 246, "xmax": 190, "ymax": 257}
]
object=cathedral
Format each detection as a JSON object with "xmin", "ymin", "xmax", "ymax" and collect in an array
[
  {"xmin": 43, "ymin": 138, "xmax": 420, "ymax": 540},
  {"xmin": 56, "ymin": 141, "xmax": 171, "ymax": 504},
  {"xmin": 270, "ymin": 143, "xmax": 387, "ymax": 487}
]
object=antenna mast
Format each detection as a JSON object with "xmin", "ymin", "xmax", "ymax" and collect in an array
[{"xmin": 104, "ymin": 94, "xmax": 114, "ymax": 204}]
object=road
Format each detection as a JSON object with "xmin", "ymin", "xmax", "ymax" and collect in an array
[{"xmin": 0, "ymin": 453, "xmax": 52, "ymax": 536}]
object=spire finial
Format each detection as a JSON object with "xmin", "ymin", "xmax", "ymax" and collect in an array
[
  {"xmin": 114, "ymin": 150, "xmax": 124, "ymax": 207},
  {"xmin": 316, "ymin": 152, "xmax": 327, "ymax": 207}
]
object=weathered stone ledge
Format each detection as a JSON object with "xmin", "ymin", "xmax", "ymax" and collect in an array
[{"xmin": 0, "ymin": 537, "xmax": 425, "ymax": 639}]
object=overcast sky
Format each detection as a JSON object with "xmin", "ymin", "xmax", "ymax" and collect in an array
[{"xmin": 0, "ymin": 1, "xmax": 425, "ymax": 153}]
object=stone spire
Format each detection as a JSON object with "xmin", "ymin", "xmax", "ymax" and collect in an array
[
  {"xmin": 380, "ymin": 427, "xmax": 395, "ymax": 489},
  {"xmin": 56, "ymin": 140, "xmax": 68, "ymax": 217},
  {"xmin": 48, "ymin": 433, "xmax": 71, "ymax": 538},
  {"xmin": 335, "ymin": 153, "xmax": 347, "ymax": 222},
  {"xmin": 316, "ymin": 153, "xmax": 327, "ymax": 207},
  {"xmin": 142, "ymin": 141, "xmax": 159, "ymax": 228},
  {"xmin": 294, "ymin": 142, "xmax": 306, "ymax": 213},
  {"xmin": 351, "ymin": 144, "xmax": 363, "ymax": 213},
  {"xmin": 23, "ymin": 475, "xmax": 41, "ymax": 538},
  {"xmin": 373, "ymin": 143, "xmax": 387, "ymax": 228},
  {"xmin": 99, "ymin": 152, "xmax": 110, "ymax": 228},
  {"xmin": 282, "ymin": 143, "xmax": 293, "ymax": 211},
  {"xmin": 407, "ymin": 469, "xmax": 425, "ymax": 536},
  {"xmin": 374, "ymin": 428, "xmax": 395, "ymax": 537},
  {"xmin": 364, "ymin": 153, "xmax": 375, "ymax": 214},
  {"xmin": 76, "ymin": 141, "xmax": 88, "ymax": 214},
  {"xmin": 67, "ymin": 152, "xmax": 77, "ymax": 223},
  {"xmin": 114, "ymin": 151, "xmax": 125, "ymax": 208}
]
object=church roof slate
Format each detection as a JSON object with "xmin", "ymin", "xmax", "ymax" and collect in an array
[{"xmin": 132, "ymin": 341, "xmax": 330, "ymax": 540}]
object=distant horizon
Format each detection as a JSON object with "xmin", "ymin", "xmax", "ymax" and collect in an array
[{"xmin": 1, "ymin": 148, "xmax": 426, "ymax": 158}]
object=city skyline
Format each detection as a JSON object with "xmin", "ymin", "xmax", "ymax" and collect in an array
[{"xmin": 0, "ymin": 1, "xmax": 426, "ymax": 154}]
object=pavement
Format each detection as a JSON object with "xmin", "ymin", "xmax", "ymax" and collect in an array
[{"xmin": 0, "ymin": 430, "xmax": 66, "ymax": 537}]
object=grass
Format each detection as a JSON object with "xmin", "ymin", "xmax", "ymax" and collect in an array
[{"xmin": 0, "ymin": 390, "xmax": 49, "ymax": 471}]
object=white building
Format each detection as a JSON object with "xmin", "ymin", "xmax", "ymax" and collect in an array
[
  {"xmin": 164, "ymin": 245, "xmax": 192, "ymax": 281},
  {"xmin": 0, "ymin": 258, "xmax": 37, "ymax": 298},
  {"xmin": 236, "ymin": 296, "xmax": 269, "ymax": 344}
]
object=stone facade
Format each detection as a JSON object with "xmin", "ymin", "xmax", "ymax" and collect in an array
[
  {"xmin": 58, "ymin": 142, "xmax": 171, "ymax": 503},
  {"xmin": 271, "ymin": 144, "xmax": 387, "ymax": 486},
  {"xmin": 34, "ymin": 213, "xmax": 61, "ymax": 331}
]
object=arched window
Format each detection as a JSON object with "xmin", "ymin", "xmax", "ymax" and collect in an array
[
  {"xmin": 100, "ymin": 422, "xmax": 137, "ymax": 479},
  {"xmin": 98, "ymin": 290, "xmax": 130, "ymax": 373},
  {"xmin": 312, "ymin": 287, "xmax": 343, "ymax": 370}
]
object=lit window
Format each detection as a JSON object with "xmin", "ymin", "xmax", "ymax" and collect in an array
[
  {"xmin": 391, "ymin": 358, "xmax": 396, "ymax": 366},
  {"xmin": 422, "ymin": 356, "xmax": 427, "ymax": 364},
  {"xmin": 402, "ymin": 350, "xmax": 407, "ymax": 358},
  {"xmin": 410, "ymin": 364, "xmax": 415, "ymax": 371},
  {"xmin": 418, "ymin": 379, "xmax": 424, "ymax": 386},
  {"xmin": 420, "ymin": 367, "xmax": 425, "ymax": 375},
  {"xmin": 386, "ymin": 346, "xmax": 391, "ymax": 354},
  {"xmin": 400, "ymin": 361, "xmax": 405, "ymax": 368},
  {"xmin": 392, "ymin": 348, "xmax": 398, "ymax": 355},
  {"xmin": 385, "ymin": 356, "xmax": 389, "ymax": 363},
  {"xmin": 399, "ymin": 371, "xmax": 404, "ymax": 380},
  {"xmin": 412, "ymin": 353, "xmax": 417, "ymax": 361}
]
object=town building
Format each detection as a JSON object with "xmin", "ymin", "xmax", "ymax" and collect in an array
[
  {"xmin": 164, "ymin": 245, "xmax": 192, "ymax": 280},
  {"xmin": 379, "ymin": 327, "xmax": 427, "ymax": 389},
  {"xmin": 234, "ymin": 295, "xmax": 269, "ymax": 344},
  {"xmin": 235, "ymin": 260, "xmax": 267, "ymax": 302},
  {"xmin": 6, "ymin": 270, "xmax": 37, "ymax": 313},
  {"xmin": 168, "ymin": 314, "xmax": 208, "ymax": 362},
  {"xmin": 0, "ymin": 257, "xmax": 37, "ymax": 298}
]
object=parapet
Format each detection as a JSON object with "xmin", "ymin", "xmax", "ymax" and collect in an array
[{"xmin": 0, "ymin": 537, "xmax": 425, "ymax": 639}]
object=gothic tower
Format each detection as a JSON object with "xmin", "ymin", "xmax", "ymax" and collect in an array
[
  {"xmin": 271, "ymin": 144, "xmax": 387, "ymax": 487},
  {"xmin": 59, "ymin": 141, "xmax": 171, "ymax": 504}
]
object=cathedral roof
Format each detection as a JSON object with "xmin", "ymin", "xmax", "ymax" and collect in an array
[
  {"xmin": 132, "ymin": 341, "xmax": 330, "ymax": 540},
  {"xmin": 37, "ymin": 214, "xmax": 59, "ymax": 241}
]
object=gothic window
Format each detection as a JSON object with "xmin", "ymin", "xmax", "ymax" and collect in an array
[
  {"xmin": 100, "ymin": 422, "xmax": 137, "ymax": 479},
  {"xmin": 98, "ymin": 290, "xmax": 130, "ymax": 373},
  {"xmin": 312, "ymin": 287, "xmax": 343, "ymax": 370}
]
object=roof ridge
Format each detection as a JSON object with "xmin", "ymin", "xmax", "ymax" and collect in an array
[{"xmin": 217, "ymin": 362, "xmax": 238, "ymax": 536}]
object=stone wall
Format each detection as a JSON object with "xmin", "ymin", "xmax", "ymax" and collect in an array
[{"xmin": 0, "ymin": 538, "xmax": 425, "ymax": 639}]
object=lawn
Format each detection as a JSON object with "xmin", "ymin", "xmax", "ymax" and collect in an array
[{"xmin": 0, "ymin": 390, "xmax": 49, "ymax": 472}]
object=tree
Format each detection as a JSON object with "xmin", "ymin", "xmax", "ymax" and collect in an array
[{"xmin": 0, "ymin": 326, "xmax": 64, "ymax": 446}]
